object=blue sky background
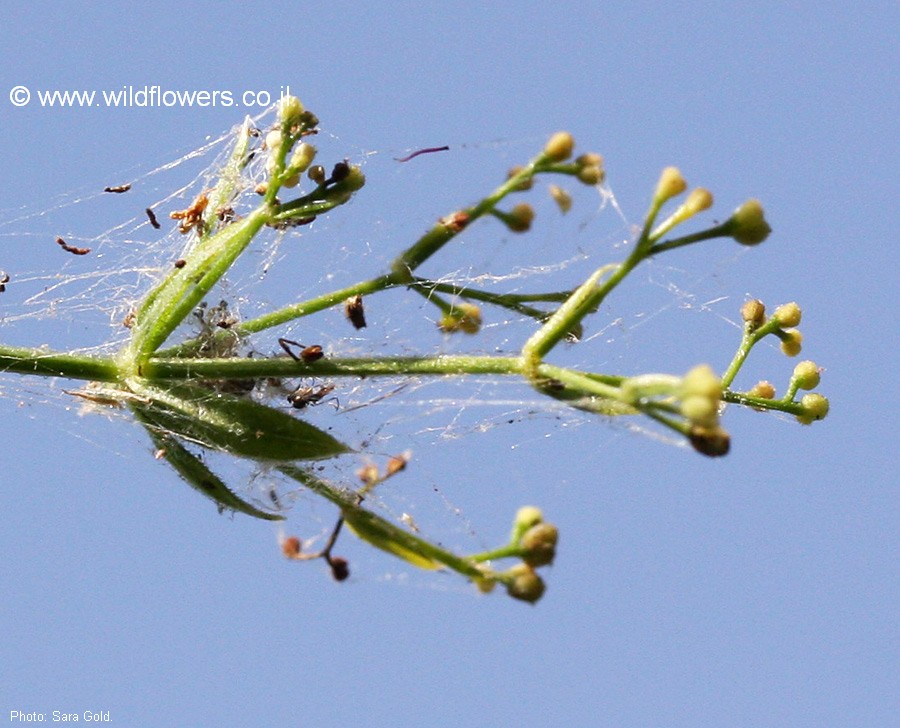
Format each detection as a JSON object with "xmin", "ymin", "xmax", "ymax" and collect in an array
[{"xmin": 1, "ymin": 2, "xmax": 897, "ymax": 726}]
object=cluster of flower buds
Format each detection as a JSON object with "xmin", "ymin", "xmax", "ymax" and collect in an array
[
  {"xmin": 647, "ymin": 166, "xmax": 771, "ymax": 249},
  {"xmin": 739, "ymin": 299, "xmax": 829, "ymax": 424},
  {"xmin": 648, "ymin": 167, "xmax": 715, "ymax": 240},
  {"xmin": 503, "ymin": 506, "xmax": 559, "ymax": 603},
  {"xmin": 742, "ymin": 299, "xmax": 805, "ymax": 356}
]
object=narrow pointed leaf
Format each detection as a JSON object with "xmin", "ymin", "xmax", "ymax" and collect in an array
[
  {"xmin": 134, "ymin": 410, "xmax": 283, "ymax": 521},
  {"xmin": 128, "ymin": 380, "xmax": 351, "ymax": 462}
]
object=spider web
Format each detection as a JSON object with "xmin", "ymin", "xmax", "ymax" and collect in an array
[{"xmin": 0, "ymin": 107, "xmax": 747, "ymax": 582}]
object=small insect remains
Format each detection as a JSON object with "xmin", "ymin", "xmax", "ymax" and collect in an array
[
  {"xmin": 145, "ymin": 207, "xmax": 161, "ymax": 229},
  {"xmin": 103, "ymin": 183, "xmax": 131, "ymax": 193},
  {"xmin": 286, "ymin": 383, "xmax": 335, "ymax": 410},
  {"xmin": 169, "ymin": 191, "xmax": 209, "ymax": 234},
  {"xmin": 55, "ymin": 236, "xmax": 90, "ymax": 255},
  {"xmin": 278, "ymin": 337, "xmax": 324, "ymax": 364},
  {"xmin": 0, "ymin": 271, "xmax": 10, "ymax": 293},
  {"xmin": 344, "ymin": 294, "xmax": 366, "ymax": 329}
]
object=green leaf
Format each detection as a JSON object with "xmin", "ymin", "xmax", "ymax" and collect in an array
[
  {"xmin": 133, "ymin": 410, "xmax": 283, "ymax": 521},
  {"xmin": 128, "ymin": 380, "xmax": 351, "ymax": 462},
  {"xmin": 342, "ymin": 507, "xmax": 442, "ymax": 570}
]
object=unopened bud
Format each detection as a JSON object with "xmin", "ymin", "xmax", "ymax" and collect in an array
[
  {"xmin": 265, "ymin": 129, "xmax": 282, "ymax": 152},
  {"xmin": 780, "ymin": 329, "xmax": 803, "ymax": 357},
  {"xmin": 506, "ymin": 203, "xmax": 535, "ymax": 232},
  {"xmin": 792, "ymin": 360, "xmax": 821, "ymax": 390},
  {"xmin": 544, "ymin": 131, "xmax": 575, "ymax": 162},
  {"xmin": 278, "ymin": 95, "xmax": 304, "ymax": 126},
  {"xmin": 728, "ymin": 199, "xmax": 771, "ymax": 245},
  {"xmin": 748, "ymin": 380, "xmax": 776, "ymax": 399},
  {"xmin": 741, "ymin": 299, "xmax": 766, "ymax": 327},
  {"xmin": 796, "ymin": 393, "xmax": 829, "ymax": 424},
  {"xmin": 289, "ymin": 143, "xmax": 316, "ymax": 173},
  {"xmin": 576, "ymin": 152, "xmax": 603, "ymax": 167},
  {"xmin": 684, "ymin": 188, "xmax": 713, "ymax": 215},
  {"xmin": 576, "ymin": 164, "xmax": 605, "ymax": 185},
  {"xmin": 681, "ymin": 395, "xmax": 719, "ymax": 428},
  {"xmin": 513, "ymin": 506, "xmax": 543, "ymax": 531},
  {"xmin": 475, "ymin": 576, "xmax": 496, "ymax": 594},
  {"xmin": 505, "ymin": 564, "xmax": 546, "ymax": 603},
  {"xmin": 654, "ymin": 167, "xmax": 687, "ymax": 204},
  {"xmin": 773, "ymin": 301, "xmax": 802, "ymax": 328},
  {"xmin": 681, "ymin": 364, "xmax": 721, "ymax": 400},
  {"xmin": 520, "ymin": 522, "xmax": 559, "ymax": 567},
  {"xmin": 339, "ymin": 165, "xmax": 366, "ymax": 192}
]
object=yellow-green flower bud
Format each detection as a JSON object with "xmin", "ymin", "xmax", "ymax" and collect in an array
[
  {"xmin": 549, "ymin": 184, "xmax": 572, "ymax": 213},
  {"xmin": 544, "ymin": 131, "xmax": 575, "ymax": 162},
  {"xmin": 506, "ymin": 203, "xmax": 535, "ymax": 232},
  {"xmin": 576, "ymin": 152, "xmax": 603, "ymax": 167},
  {"xmin": 748, "ymin": 380, "xmax": 776, "ymax": 399},
  {"xmin": 681, "ymin": 364, "xmax": 721, "ymax": 400},
  {"xmin": 727, "ymin": 199, "xmax": 771, "ymax": 245},
  {"xmin": 741, "ymin": 299, "xmax": 766, "ymax": 327},
  {"xmin": 654, "ymin": 167, "xmax": 688, "ymax": 204},
  {"xmin": 780, "ymin": 329, "xmax": 803, "ymax": 357},
  {"xmin": 340, "ymin": 165, "xmax": 366, "ymax": 192},
  {"xmin": 792, "ymin": 360, "xmax": 821, "ymax": 390},
  {"xmin": 289, "ymin": 143, "xmax": 316, "ymax": 174},
  {"xmin": 511, "ymin": 505, "xmax": 544, "ymax": 544},
  {"xmin": 265, "ymin": 129, "xmax": 283, "ymax": 152},
  {"xmin": 681, "ymin": 394, "xmax": 719, "ymax": 428},
  {"xmin": 514, "ymin": 506, "xmax": 543, "ymax": 530},
  {"xmin": 684, "ymin": 188, "xmax": 714, "ymax": 215},
  {"xmin": 520, "ymin": 522, "xmax": 559, "ymax": 568},
  {"xmin": 281, "ymin": 172, "xmax": 300, "ymax": 188},
  {"xmin": 475, "ymin": 576, "xmax": 496, "ymax": 594},
  {"xmin": 505, "ymin": 564, "xmax": 546, "ymax": 604},
  {"xmin": 796, "ymin": 393, "xmax": 829, "ymax": 424},
  {"xmin": 773, "ymin": 301, "xmax": 802, "ymax": 328},
  {"xmin": 278, "ymin": 95, "xmax": 304, "ymax": 126},
  {"xmin": 576, "ymin": 164, "xmax": 605, "ymax": 185}
]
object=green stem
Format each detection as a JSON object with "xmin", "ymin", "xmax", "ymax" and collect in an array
[
  {"xmin": 156, "ymin": 273, "xmax": 397, "ymax": 358},
  {"xmin": 389, "ymin": 151, "xmax": 556, "ymax": 278},
  {"xmin": 145, "ymin": 353, "xmax": 524, "ymax": 381},
  {"xmin": 647, "ymin": 223, "xmax": 731, "ymax": 256},
  {"xmin": 0, "ymin": 345, "xmax": 120, "ymax": 382},
  {"xmin": 521, "ymin": 263, "xmax": 620, "ymax": 370}
]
